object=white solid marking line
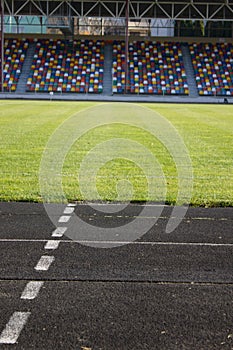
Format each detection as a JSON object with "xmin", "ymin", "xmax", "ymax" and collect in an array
[
  {"xmin": 58, "ymin": 215, "xmax": 71, "ymax": 223},
  {"xmin": 0, "ymin": 312, "xmax": 31, "ymax": 344},
  {"xmin": 63, "ymin": 207, "xmax": 75, "ymax": 214},
  {"xmin": 67, "ymin": 203, "xmax": 77, "ymax": 207},
  {"xmin": 21, "ymin": 281, "xmax": 44, "ymax": 300},
  {"xmin": 77, "ymin": 202, "xmax": 167, "ymax": 207},
  {"xmin": 56, "ymin": 240, "xmax": 233, "ymax": 247},
  {"xmin": 0, "ymin": 239, "xmax": 232, "ymax": 247},
  {"xmin": 44, "ymin": 240, "xmax": 60, "ymax": 250},
  {"xmin": 52, "ymin": 226, "xmax": 67, "ymax": 237},
  {"xmin": 34, "ymin": 256, "xmax": 55, "ymax": 271},
  {"xmin": 0, "ymin": 239, "xmax": 65, "ymax": 243}
]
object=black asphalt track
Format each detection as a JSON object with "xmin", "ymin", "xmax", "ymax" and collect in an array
[{"xmin": 0, "ymin": 202, "xmax": 232, "ymax": 349}]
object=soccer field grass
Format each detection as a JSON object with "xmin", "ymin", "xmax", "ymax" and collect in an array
[{"xmin": 0, "ymin": 100, "xmax": 232, "ymax": 206}]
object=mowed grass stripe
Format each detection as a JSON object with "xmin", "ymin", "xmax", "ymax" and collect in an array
[{"xmin": 0, "ymin": 101, "xmax": 232, "ymax": 206}]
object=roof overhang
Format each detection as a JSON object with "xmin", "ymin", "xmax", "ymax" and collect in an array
[{"xmin": 2, "ymin": 0, "xmax": 233, "ymax": 21}]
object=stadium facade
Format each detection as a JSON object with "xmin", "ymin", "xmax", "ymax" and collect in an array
[
  {"xmin": 1, "ymin": 1, "xmax": 233, "ymax": 36},
  {"xmin": 0, "ymin": 1, "xmax": 233, "ymax": 101}
]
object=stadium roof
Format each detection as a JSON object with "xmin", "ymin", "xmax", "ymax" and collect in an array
[{"xmin": 3, "ymin": 0, "xmax": 233, "ymax": 21}]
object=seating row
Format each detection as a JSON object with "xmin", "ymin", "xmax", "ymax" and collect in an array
[
  {"xmin": 3, "ymin": 39, "xmax": 29, "ymax": 92},
  {"xmin": 112, "ymin": 41, "xmax": 189, "ymax": 95},
  {"xmin": 190, "ymin": 42, "xmax": 233, "ymax": 96},
  {"xmin": 1, "ymin": 38, "xmax": 233, "ymax": 96},
  {"xmin": 26, "ymin": 39, "xmax": 104, "ymax": 93}
]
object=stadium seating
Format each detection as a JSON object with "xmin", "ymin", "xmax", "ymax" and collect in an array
[
  {"xmin": 2, "ymin": 37, "xmax": 233, "ymax": 98},
  {"xmin": 190, "ymin": 42, "xmax": 233, "ymax": 96},
  {"xmin": 3, "ymin": 38, "xmax": 29, "ymax": 92},
  {"xmin": 112, "ymin": 40, "xmax": 189, "ymax": 95},
  {"xmin": 26, "ymin": 39, "xmax": 104, "ymax": 93}
]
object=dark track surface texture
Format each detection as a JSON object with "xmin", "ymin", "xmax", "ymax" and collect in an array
[{"xmin": 0, "ymin": 202, "xmax": 232, "ymax": 350}]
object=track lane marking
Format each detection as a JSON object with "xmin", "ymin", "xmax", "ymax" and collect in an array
[
  {"xmin": 0, "ymin": 203, "xmax": 77, "ymax": 345},
  {"xmin": 21, "ymin": 281, "xmax": 44, "ymax": 300},
  {"xmin": 0, "ymin": 239, "xmax": 232, "ymax": 247},
  {"xmin": 0, "ymin": 312, "xmax": 31, "ymax": 344},
  {"xmin": 63, "ymin": 207, "xmax": 75, "ymax": 214},
  {"xmin": 68, "ymin": 240, "xmax": 233, "ymax": 247},
  {"xmin": 52, "ymin": 226, "xmax": 67, "ymax": 237},
  {"xmin": 34, "ymin": 256, "xmax": 55, "ymax": 271},
  {"xmin": 44, "ymin": 240, "xmax": 60, "ymax": 250},
  {"xmin": 58, "ymin": 215, "xmax": 71, "ymax": 223}
]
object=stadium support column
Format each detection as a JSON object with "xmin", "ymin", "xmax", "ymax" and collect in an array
[
  {"xmin": 125, "ymin": 0, "xmax": 129, "ymax": 94},
  {"xmin": 0, "ymin": 0, "xmax": 3, "ymax": 93}
]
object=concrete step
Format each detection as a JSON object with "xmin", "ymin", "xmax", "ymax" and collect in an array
[
  {"xmin": 103, "ymin": 44, "xmax": 113, "ymax": 95},
  {"xmin": 181, "ymin": 44, "xmax": 199, "ymax": 98},
  {"xmin": 16, "ymin": 42, "xmax": 36, "ymax": 93}
]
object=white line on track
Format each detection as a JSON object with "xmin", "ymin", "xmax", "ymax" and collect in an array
[
  {"xmin": 63, "ymin": 207, "xmax": 75, "ymax": 214},
  {"xmin": 52, "ymin": 226, "xmax": 67, "ymax": 237},
  {"xmin": 0, "ymin": 203, "xmax": 77, "ymax": 346},
  {"xmin": 44, "ymin": 240, "xmax": 60, "ymax": 250},
  {"xmin": 21, "ymin": 281, "xmax": 44, "ymax": 300},
  {"xmin": 0, "ymin": 238, "xmax": 232, "ymax": 247},
  {"xmin": 0, "ymin": 239, "xmax": 66, "ymax": 243},
  {"xmin": 58, "ymin": 215, "xmax": 71, "ymax": 223},
  {"xmin": 61, "ymin": 240, "xmax": 233, "ymax": 247},
  {"xmin": 34, "ymin": 255, "xmax": 55, "ymax": 271},
  {"xmin": 0, "ymin": 312, "xmax": 31, "ymax": 344},
  {"xmin": 77, "ymin": 203, "xmax": 166, "ymax": 207}
]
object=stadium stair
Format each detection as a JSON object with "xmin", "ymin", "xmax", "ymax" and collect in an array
[
  {"xmin": 102, "ymin": 43, "xmax": 113, "ymax": 95},
  {"xmin": 181, "ymin": 44, "xmax": 199, "ymax": 97},
  {"xmin": 16, "ymin": 42, "xmax": 36, "ymax": 93}
]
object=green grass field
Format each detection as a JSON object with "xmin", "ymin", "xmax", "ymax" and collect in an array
[{"xmin": 0, "ymin": 100, "xmax": 232, "ymax": 206}]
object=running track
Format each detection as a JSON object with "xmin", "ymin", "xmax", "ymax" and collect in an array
[{"xmin": 0, "ymin": 202, "xmax": 232, "ymax": 349}]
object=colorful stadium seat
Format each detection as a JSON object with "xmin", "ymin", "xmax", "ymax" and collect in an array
[
  {"xmin": 27, "ymin": 39, "xmax": 104, "ymax": 93},
  {"xmin": 112, "ymin": 40, "xmax": 189, "ymax": 95},
  {"xmin": 190, "ymin": 42, "xmax": 233, "ymax": 96},
  {"xmin": 3, "ymin": 39, "xmax": 29, "ymax": 92}
]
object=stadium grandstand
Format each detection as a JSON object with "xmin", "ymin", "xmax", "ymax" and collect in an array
[{"xmin": 0, "ymin": 0, "xmax": 233, "ymax": 102}]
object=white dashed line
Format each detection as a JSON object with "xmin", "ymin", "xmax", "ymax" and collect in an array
[
  {"xmin": 0, "ymin": 312, "xmax": 31, "ymax": 344},
  {"xmin": 44, "ymin": 240, "xmax": 60, "ymax": 250},
  {"xmin": 0, "ymin": 203, "xmax": 76, "ymax": 345},
  {"xmin": 58, "ymin": 215, "xmax": 71, "ymax": 223},
  {"xmin": 63, "ymin": 207, "xmax": 75, "ymax": 214},
  {"xmin": 34, "ymin": 255, "xmax": 55, "ymax": 271},
  {"xmin": 21, "ymin": 281, "xmax": 44, "ymax": 300},
  {"xmin": 52, "ymin": 226, "xmax": 67, "ymax": 237}
]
